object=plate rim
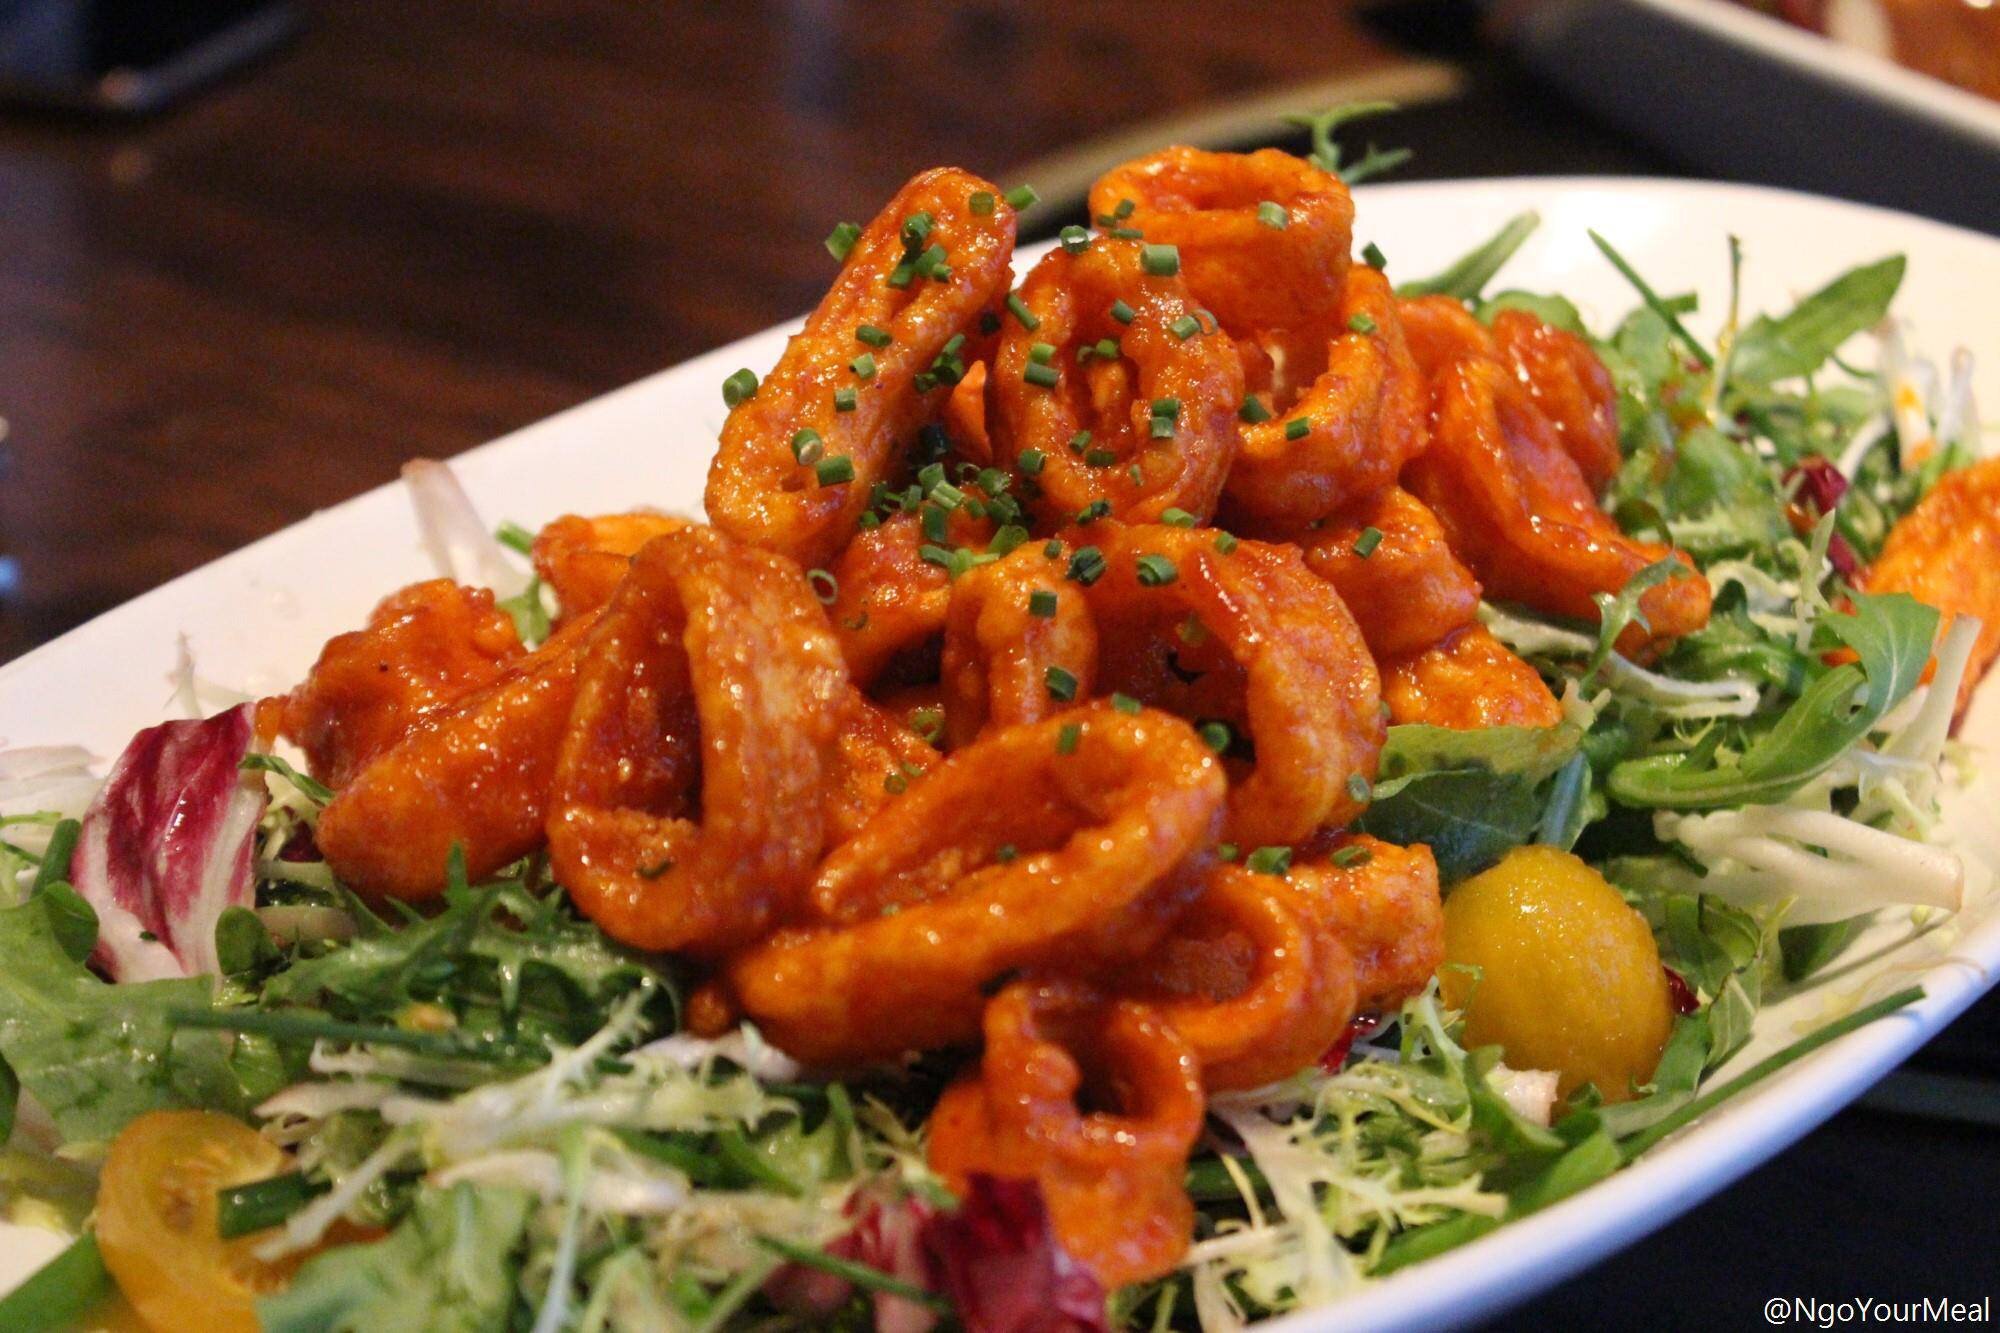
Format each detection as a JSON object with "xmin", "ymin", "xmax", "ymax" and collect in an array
[{"xmin": 2, "ymin": 175, "xmax": 1996, "ymax": 1330}]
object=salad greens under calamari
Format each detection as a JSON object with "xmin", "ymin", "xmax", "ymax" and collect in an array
[{"xmin": 0, "ymin": 189, "xmax": 1985, "ymax": 1333}]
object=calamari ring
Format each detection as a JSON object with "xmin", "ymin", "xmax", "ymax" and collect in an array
[
  {"xmin": 725, "ymin": 704, "xmax": 1226, "ymax": 1064},
  {"xmin": 1380, "ymin": 623, "xmax": 1564, "ymax": 730},
  {"xmin": 825, "ymin": 509, "xmax": 993, "ymax": 686},
  {"xmin": 1397, "ymin": 293, "xmax": 1493, "ymax": 380},
  {"xmin": 531, "ymin": 512, "xmax": 690, "ymax": 621},
  {"xmin": 1086, "ymin": 146, "xmax": 1354, "ymax": 334},
  {"xmin": 1223, "ymin": 266, "xmax": 1430, "ymax": 523},
  {"xmin": 274, "ymin": 579, "xmax": 524, "ymax": 790},
  {"xmin": 990, "ymin": 239, "xmax": 1243, "ymax": 526},
  {"xmin": 823, "ymin": 689, "xmax": 941, "ymax": 849},
  {"xmin": 940, "ymin": 541, "xmax": 1097, "ymax": 746},
  {"xmin": 1285, "ymin": 837, "xmax": 1444, "ymax": 1014},
  {"xmin": 1490, "ymin": 310, "xmax": 1623, "ymax": 496},
  {"xmin": 547, "ymin": 526, "xmax": 849, "ymax": 956},
  {"xmin": 1406, "ymin": 355, "xmax": 1710, "ymax": 652},
  {"xmin": 314, "ymin": 609, "xmax": 598, "ymax": 899},
  {"xmin": 1123, "ymin": 864, "xmax": 1359, "ymax": 1092},
  {"xmin": 944, "ymin": 360, "xmax": 994, "ymax": 467},
  {"xmin": 1082, "ymin": 524, "xmax": 1383, "ymax": 847},
  {"xmin": 1288, "ymin": 486, "xmax": 1482, "ymax": 660},
  {"xmin": 926, "ymin": 977, "xmax": 1204, "ymax": 1288},
  {"xmin": 1862, "ymin": 454, "xmax": 2000, "ymax": 719},
  {"xmin": 705, "ymin": 168, "xmax": 1017, "ymax": 569}
]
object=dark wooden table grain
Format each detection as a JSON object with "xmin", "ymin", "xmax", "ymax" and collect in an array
[
  {"xmin": 0, "ymin": 0, "xmax": 1425, "ymax": 660},
  {"xmin": 0, "ymin": 1, "xmax": 1994, "ymax": 1326}
]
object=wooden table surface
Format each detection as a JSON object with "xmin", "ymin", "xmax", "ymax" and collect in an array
[
  {"xmin": 0, "ymin": 0, "xmax": 1428, "ymax": 661},
  {"xmin": 2, "ymin": 1, "xmax": 1996, "ymax": 1324}
]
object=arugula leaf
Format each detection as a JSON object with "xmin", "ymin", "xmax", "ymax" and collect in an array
[
  {"xmin": 258, "ymin": 1183, "xmax": 533, "ymax": 1333},
  {"xmin": 1729, "ymin": 256, "xmax": 1905, "ymax": 387},
  {"xmin": 1607, "ymin": 593, "xmax": 1938, "ymax": 809},
  {"xmin": 1590, "ymin": 230, "xmax": 1713, "ymax": 369},
  {"xmin": 260, "ymin": 882, "xmax": 666, "ymax": 1045},
  {"xmin": 1398, "ymin": 212, "xmax": 1539, "ymax": 303},
  {"xmin": 1358, "ymin": 724, "xmax": 1583, "ymax": 882},
  {"xmin": 1592, "ymin": 1012, "xmax": 1710, "ymax": 1139},
  {"xmin": 0, "ymin": 891, "xmax": 247, "ymax": 1143}
]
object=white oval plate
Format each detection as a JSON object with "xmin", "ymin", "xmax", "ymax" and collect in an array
[{"xmin": 2, "ymin": 178, "xmax": 1997, "ymax": 1328}]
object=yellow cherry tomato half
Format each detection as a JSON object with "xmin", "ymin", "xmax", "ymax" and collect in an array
[
  {"xmin": 1440, "ymin": 845, "xmax": 1673, "ymax": 1101},
  {"xmin": 95, "ymin": 1110, "xmax": 304, "ymax": 1333}
]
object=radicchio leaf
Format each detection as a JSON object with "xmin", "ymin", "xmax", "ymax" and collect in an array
[
  {"xmin": 921, "ymin": 1175, "xmax": 1109, "ymax": 1333},
  {"xmin": 71, "ymin": 704, "xmax": 266, "ymax": 980}
]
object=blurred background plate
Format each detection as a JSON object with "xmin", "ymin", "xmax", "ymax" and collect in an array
[{"xmin": 1498, "ymin": 0, "xmax": 2000, "ymax": 234}]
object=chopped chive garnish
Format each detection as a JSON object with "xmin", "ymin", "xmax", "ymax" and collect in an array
[
  {"xmin": 721, "ymin": 368, "xmax": 759, "ymax": 407},
  {"xmin": 806, "ymin": 569, "xmax": 839, "ymax": 604},
  {"xmin": 1347, "ymin": 312, "xmax": 1378, "ymax": 334},
  {"xmin": 1353, "ymin": 526, "xmax": 1384, "ymax": 558},
  {"xmin": 884, "ymin": 772, "xmax": 908, "ymax": 794},
  {"xmin": 1169, "ymin": 314, "xmax": 1201, "ymax": 340},
  {"xmin": 825, "ymin": 221, "xmax": 862, "ymax": 260},
  {"xmin": 791, "ymin": 429, "xmax": 824, "ymax": 464},
  {"xmin": 1006, "ymin": 292, "xmax": 1040, "ymax": 330},
  {"xmin": 1068, "ymin": 430, "xmax": 1093, "ymax": 453},
  {"xmin": 1083, "ymin": 447, "xmax": 1118, "ymax": 468},
  {"xmin": 1214, "ymin": 530, "xmax": 1240, "ymax": 554},
  {"xmin": 1059, "ymin": 226, "xmax": 1092, "ymax": 254},
  {"xmin": 1151, "ymin": 397, "xmax": 1181, "ymax": 420},
  {"xmin": 1076, "ymin": 499, "xmax": 1112, "ymax": 524},
  {"xmin": 914, "ymin": 243, "xmax": 950, "ymax": 279},
  {"xmin": 1127, "ymin": 463, "xmax": 1143, "ymax": 485},
  {"xmin": 850, "ymin": 353, "xmax": 877, "ymax": 380},
  {"xmin": 969, "ymin": 189, "xmax": 996, "ymax": 215},
  {"xmin": 1135, "ymin": 553, "xmax": 1178, "ymax": 586},
  {"xmin": 1284, "ymin": 416, "xmax": 1311, "ymax": 441},
  {"xmin": 1056, "ymin": 722, "xmax": 1081, "ymax": 755},
  {"xmin": 1028, "ymin": 589, "xmax": 1059, "ymax": 618},
  {"xmin": 1093, "ymin": 337, "xmax": 1121, "ymax": 360},
  {"xmin": 931, "ymin": 481, "xmax": 967, "ymax": 510},
  {"xmin": 1044, "ymin": 666, "xmax": 1079, "ymax": 702},
  {"xmin": 1019, "ymin": 447, "xmax": 1047, "ymax": 476},
  {"xmin": 918, "ymin": 543, "xmax": 954, "ymax": 567},
  {"xmin": 901, "ymin": 211, "xmax": 933, "ymax": 247},
  {"xmin": 1109, "ymin": 226, "xmax": 1144, "ymax": 240},
  {"xmin": 1245, "ymin": 845, "xmax": 1292, "ymax": 876},
  {"xmin": 856, "ymin": 324, "xmax": 892, "ymax": 347},
  {"xmin": 921, "ymin": 504, "xmax": 948, "ymax": 543},
  {"xmin": 1347, "ymin": 774, "xmax": 1372, "ymax": 802},
  {"xmin": 1160, "ymin": 507, "xmax": 1196, "ymax": 528},
  {"xmin": 1043, "ymin": 539, "xmax": 1064, "ymax": 558},
  {"xmin": 1023, "ymin": 362, "xmax": 1060, "ymax": 389},
  {"xmin": 942, "ymin": 333, "xmax": 967, "ymax": 357},
  {"xmin": 918, "ymin": 462, "xmax": 947, "ymax": 490},
  {"xmin": 1066, "ymin": 546, "xmax": 1107, "ymax": 585},
  {"xmin": 1330, "ymin": 843, "xmax": 1373, "ymax": 869},
  {"xmin": 1110, "ymin": 198, "xmax": 1136, "ymax": 221},
  {"xmin": 1217, "ymin": 842, "xmax": 1239, "ymax": 862},
  {"xmin": 1141, "ymin": 244, "xmax": 1180, "ymax": 276},
  {"xmin": 815, "ymin": 456, "xmax": 856, "ymax": 486},
  {"xmin": 1239, "ymin": 394, "xmax": 1273, "ymax": 423},
  {"xmin": 1199, "ymin": 721, "xmax": 1232, "ymax": 754},
  {"xmin": 1110, "ymin": 693, "xmax": 1142, "ymax": 715},
  {"xmin": 887, "ymin": 263, "xmax": 915, "ymax": 289},
  {"xmin": 834, "ymin": 386, "xmax": 858, "ymax": 411},
  {"xmin": 989, "ymin": 524, "xmax": 1029, "ymax": 556},
  {"xmin": 1029, "ymin": 341, "xmax": 1057, "ymax": 365},
  {"xmin": 1362, "ymin": 241, "xmax": 1388, "ymax": 270},
  {"xmin": 1109, "ymin": 299, "xmax": 1136, "ymax": 324},
  {"xmin": 1257, "ymin": 200, "xmax": 1288, "ymax": 230},
  {"xmin": 1004, "ymin": 184, "xmax": 1040, "ymax": 210},
  {"xmin": 1150, "ymin": 414, "xmax": 1177, "ymax": 440}
]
